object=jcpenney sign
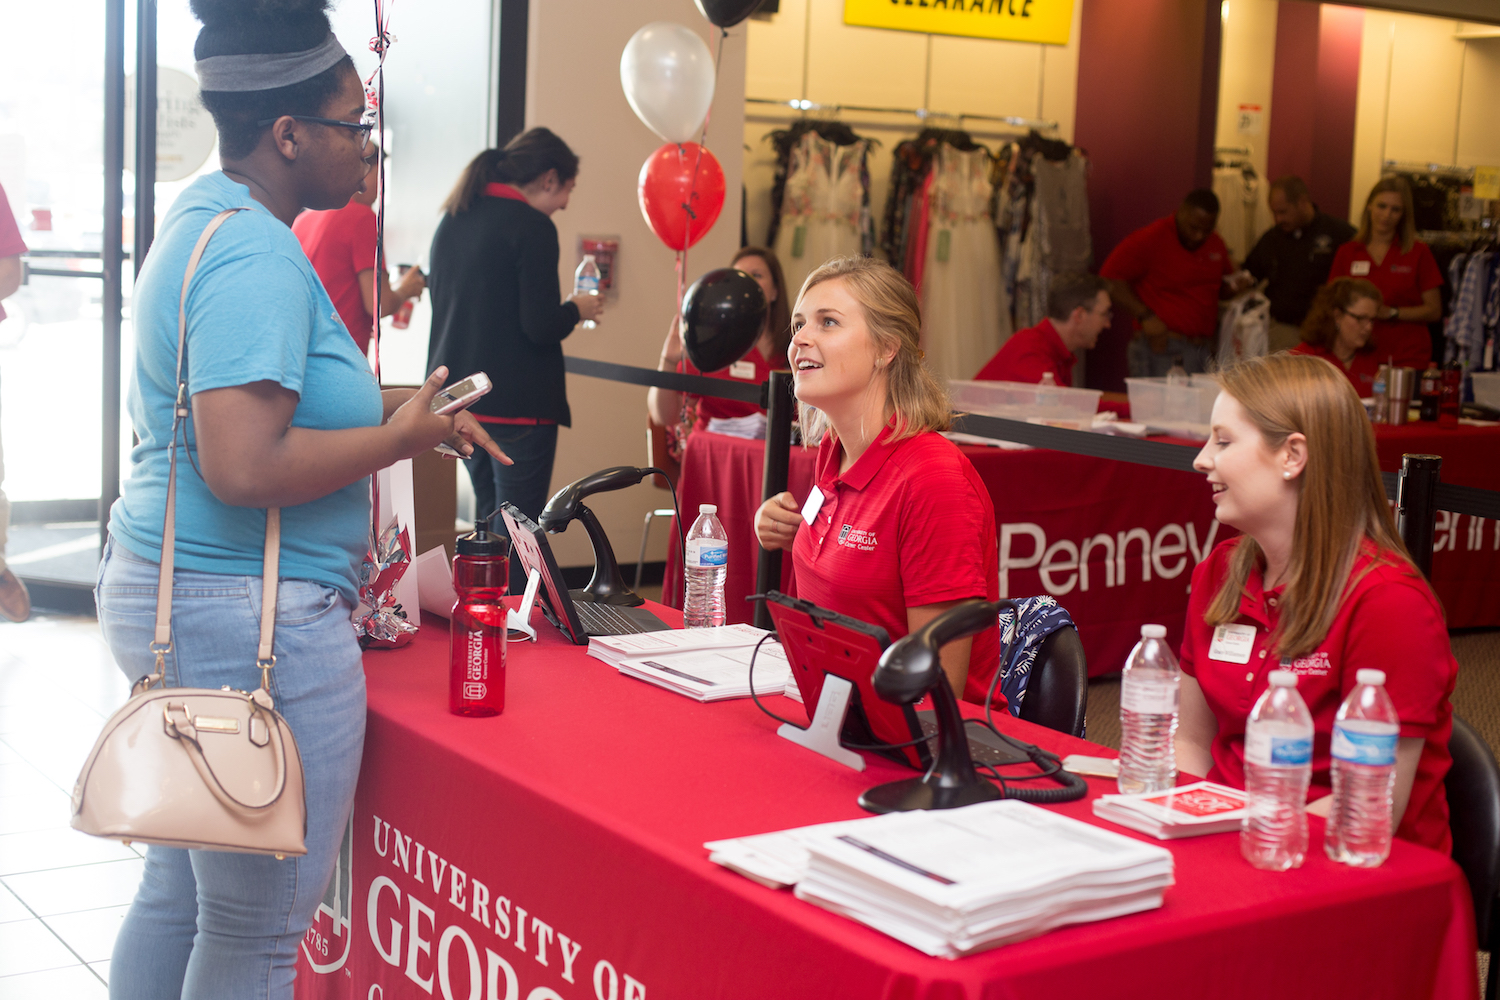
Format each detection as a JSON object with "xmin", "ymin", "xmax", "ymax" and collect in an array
[{"xmin": 999, "ymin": 519, "xmax": 1223, "ymax": 597}]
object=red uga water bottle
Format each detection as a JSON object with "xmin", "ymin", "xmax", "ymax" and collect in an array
[{"xmin": 449, "ymin": 515, "xmax": 509, "ymax": 717}]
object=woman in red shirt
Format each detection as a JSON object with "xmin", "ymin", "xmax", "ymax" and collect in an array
[
  {"xmin": 753, "ymin": 256, "xmax": 1000, "ymax": 703},
  {"xmin": 1328, "ymin": 177, "xmax": 1442, "ymax": 369},
  {"xmin": 1177, "ymin": 352, "xmax": 1457, "ymax": 852},
  {"xmin": 647, "ymin": 246, "xmax": 792, "ymax": 439},
  {"xmin": 1289, "ymin": 277, "xmax": 1383, "ymax": 397}
]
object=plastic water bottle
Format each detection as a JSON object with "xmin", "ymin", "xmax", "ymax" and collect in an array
[
  {"xmin": 574, "ymin": 254, "xmax": 601, "ymax": 329},
  {"xmin": 1241, "ymin": 670, "xmax": 1313, "ymax": 871},
  {"xmin": 1117, "ymin": 624, "xmax": 1180, "ymax": 795},
  {"xmin": 1166, "ymin": 357, "xmax": 1188, "ymax": 385},
  {"xmin": 683, "ymin": 504, "xmax": 728, "ymax": 628},
  {"xmin": 1039, "ymin": 371, "xmax": 1057, "ymax": 386},
  {"xmin": 1326, "ymin": 668, "xmax": 1401, "ymax": 867}
]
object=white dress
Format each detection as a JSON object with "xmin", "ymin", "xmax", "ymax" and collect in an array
[
  {"xmin": 920, "ymin": 143, "xmax": 1009, "ymax": 382},
  {"xmin": 773, "ymin": 130, "xmax": 871, "ymax": 302}
]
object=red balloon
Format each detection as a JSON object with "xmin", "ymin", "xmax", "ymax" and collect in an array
[{"xmin": 637, "ymin": 142, "xmax": 725, "ymax": 251}]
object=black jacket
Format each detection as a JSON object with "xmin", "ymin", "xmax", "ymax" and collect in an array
[{"xmin": 426, "ymin": 196, "xmax": 580, "ymax": 425}]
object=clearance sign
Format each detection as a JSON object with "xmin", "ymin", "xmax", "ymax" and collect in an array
[{"xmin": 844, "ymin": 0, "xmax": 1074, "ymax": 45}]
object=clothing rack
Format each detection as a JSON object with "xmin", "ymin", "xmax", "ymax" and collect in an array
[
  {"xmin": 745, "ymin": 96, "xmax": 1058, "ymax": 135},
  {"xmin": 1383, "ymin": 160, "xmax": 1475, "ymax": 180}
]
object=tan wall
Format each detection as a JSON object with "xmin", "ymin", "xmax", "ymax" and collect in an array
[
  {"xmin": 1350, "ymin": 12, "xmax": 1500, "ymax": 222},
  {"xmin": 526, "ymin": 0, "xmax": 747, "ymax": 568},
  {"xmin": 1214, "ymin": 0, "xmax": 1278, "ymax": 184},
  {"xmin": 741, "ymin": 0, "xmax": 1082, "ymax": 250}
]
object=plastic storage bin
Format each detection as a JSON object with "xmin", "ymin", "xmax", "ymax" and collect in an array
[
  {"xmin": 1471, "ymin": 371, "xmax": 1500, "ymax": 411},
  {"xmin": 1125, "ymin": 375, "xmax": 1220, "ymax": 438},
  {"xmin": 948, "ymin": 379, "xmax": 1102, "ymax": 423}
]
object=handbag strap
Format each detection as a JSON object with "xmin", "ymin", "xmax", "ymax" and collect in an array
[{"xmin": 150, "ymin": 207, "xmax": 282, "ymax": 695}]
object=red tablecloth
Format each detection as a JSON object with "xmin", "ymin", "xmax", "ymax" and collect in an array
[
  {"xmin": 294, "ymin": 608, "xmax": 1476, "ymax": 1000},
  {"xmin": 665, "ymin": 427, "xmax": 1500, "ymax": 678}
]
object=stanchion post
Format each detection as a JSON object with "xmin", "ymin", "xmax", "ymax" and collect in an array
[
  {"xmin": 754, "ymin": 371, "xmax": 795, "ymax": 630},
  {"xmin": 1396, "ymin": 453, "xmax": 1442, "ymax": 581}
]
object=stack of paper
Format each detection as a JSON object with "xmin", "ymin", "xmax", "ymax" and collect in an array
[
  {"xmin": 587, "ymin": 623, "xmax": 772, "ymax": 666},
  {"xmin": 1091, "ymin": 781, "xmax": 1247, "ymax": 839},
  {"xmin": 590, "ymin": 625, "xmax": 791, "ymax": 702},
  {"xmin": 706, "ymin": 819, "xmax": 864, "ymax": 889},
  {"xmin": 790, "ymin": 801, "xmax": 1174, "ymax": 958}
]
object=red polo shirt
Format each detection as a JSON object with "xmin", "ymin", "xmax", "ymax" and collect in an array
[
  {"xmin": 677, "ymin": 345, "xmax": 771, "ymax": 430},
  {"xmin": 973, "ymin": 318, "xmax": 1074, "ymax": 385},
  {"xmin": 1179, "ymin": 537, "xmax": 1456, "ymax": 853},
  {"xmin": 1289, "ymin": 342, "xmax": 1382, "ymax": 397},
  {"xmin": 791, "ymin": 427, "xmax": 1002, "ymax": 706},
  {"xmin": 292, "ymin": 199, "xmax": 379, "ymax": 352},
  {"xmin": 1328, "ymin": 239, "xmax": 1443, "ymax": 369},
  {"xmin": 1100, "ymin": 216, "xmax": 1234, "ymax": 340}
]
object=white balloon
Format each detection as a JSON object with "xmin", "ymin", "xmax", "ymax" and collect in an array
[{"xmin": 620, "ymin": 22, "xmax": 716, "ymax": 144}]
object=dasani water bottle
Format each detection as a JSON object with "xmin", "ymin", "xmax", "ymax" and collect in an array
[
  {"xmin": 683, "ymin": 504, "xmax": 728, "ymax": 628},
  {"xmin": 1117, "ymin": 624, "xmax": 1180, "ymax": 795},
  {"xmin": 1325, "ymin": 668, "xmax": 1401, "ymax": 867},
  {"xmin": 1241, "ymin": 670, "xmax": 1313, "ymax": 870},
  {"xmin": 574, "ymin": 254, "xmax": 601, "ymax": 329}
]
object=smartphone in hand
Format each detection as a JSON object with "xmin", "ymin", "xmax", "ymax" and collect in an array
[{"xmin": 431, "ymin": 372, "xmax": 492, "ymax": 415}]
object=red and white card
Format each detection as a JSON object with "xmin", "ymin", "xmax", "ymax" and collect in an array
[{"xmin": 1091, "ymin": 781, "xmax": 1248, "ymax": 839}]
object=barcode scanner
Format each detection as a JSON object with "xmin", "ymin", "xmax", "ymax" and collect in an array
[
  {"xmin": 860, "ymin": 600, "xmax": 1013, "ymax": 814},
  {"xmin": 862, "ymin": 599, "xmax": 1088, "ymax": 812}
]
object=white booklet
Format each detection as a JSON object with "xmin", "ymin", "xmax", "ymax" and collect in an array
[
  {"xmin": 615, "ymin": 642, "xmax": 791, "ymax": 703},
  {"xmin": 587, "ymin": 623, "xmax": 772, "ymax": 667},
  {"xmin": 1091, "ymin": 781, "xmax": 1248, "ymax": 839}
]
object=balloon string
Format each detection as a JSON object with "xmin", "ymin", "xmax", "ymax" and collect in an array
[{"xmin": 679, "ymin": 27, "xmax": 728, "ymax": 252}]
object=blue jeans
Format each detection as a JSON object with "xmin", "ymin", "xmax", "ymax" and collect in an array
[
  {"xmin": 463, "ymin": 422, "xmax": 558, "ymax": 592},
  {"xmin": 94, "ymin": 536, "xmax": 366, "ymax": 1000},
  {"xmin": 1127, "ymin": 334, "xmax": 1216, "ymax": 377}
]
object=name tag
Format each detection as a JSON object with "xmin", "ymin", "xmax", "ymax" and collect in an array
[
  {"xmin": 1350, "ymin": 260, "xmax": 1371, "ymax": 276},
  {"xmin": 729, "ymin": 360, "xmax": 756, "ymax": 380},
  {"xmin": 1209, "ymin": 623, "xmax": 1257, "ymax": 664},
  {"xmin": 801, "ymin": 488, "xmax": 825, "ymax": 525}
]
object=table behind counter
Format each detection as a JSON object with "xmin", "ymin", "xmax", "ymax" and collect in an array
[
  {"xmin": 663, "ymin": 425, "xmax": 1500, "ymax": 678},
  {"xmin": 293, "ymin": 605, "xmax": 1476, "ymax": 1000}
]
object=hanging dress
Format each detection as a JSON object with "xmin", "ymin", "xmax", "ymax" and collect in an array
[
  {"xmin": 920, "ymin": 143, "xmax": 1009, "ymax": 382},
  {"xmin": 773, "ymin": 130, "xmax": 872, "ymax": 302}
]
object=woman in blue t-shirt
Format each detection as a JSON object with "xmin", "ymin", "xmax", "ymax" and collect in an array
[{"xmin": 96, "ymin": 3, "xmax": 504, "ymax": 998}]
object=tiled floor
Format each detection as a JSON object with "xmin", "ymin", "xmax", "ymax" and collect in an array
[{"xmin": 0, "ymin": 612, "xmax": 133, "ymax": 996}]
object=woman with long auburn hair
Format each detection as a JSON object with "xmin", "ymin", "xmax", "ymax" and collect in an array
[
  {"xmin": 1176, "ymin": 352, "xmax": 1458, "ymax": 852},
  {"xmin": 753, "ymin": 256, "xmax": 1000, "ymax": 702}
]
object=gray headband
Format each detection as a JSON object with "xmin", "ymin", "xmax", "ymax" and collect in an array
[{"xmin": 195, "ymin": 33, "xmax": 348, "ymax": 93}]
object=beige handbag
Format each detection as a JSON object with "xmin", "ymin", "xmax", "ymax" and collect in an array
[{"xmin": 71, "ymin": 208, "xmax": 308, "ymax": 858}]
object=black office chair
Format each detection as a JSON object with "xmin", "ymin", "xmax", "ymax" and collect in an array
[
  {"xmin": 1014, "ymin": 625, "xmax": 1088, "ymax": 739},
  {"xmin": 1445, "ymin": 713, "xmax": 1500, "ymax": 999}
]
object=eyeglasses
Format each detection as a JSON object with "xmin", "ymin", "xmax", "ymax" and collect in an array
[
  {"xmin": 255, "ymin": 114, "xmax": 376, "ymax": 150},
  {"xmin": 1338, "ymin": 308, "xmax": 1378, "ymax": 326}
]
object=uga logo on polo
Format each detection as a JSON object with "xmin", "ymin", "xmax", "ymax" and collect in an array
[{"xmin": 838, "ymin": 525, "xmax": 878, "ymax": 551}]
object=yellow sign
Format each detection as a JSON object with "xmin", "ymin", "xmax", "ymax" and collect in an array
[
  {"xmin": 1475, "ymin": 166, "xmax": 1500, "ymax": 201},
  {"xmin": 844, "ymin": 0, "xmax": 1074, "ymax": 46}
]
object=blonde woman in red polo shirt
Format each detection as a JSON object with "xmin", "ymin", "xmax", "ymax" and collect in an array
[
  {"xmin": 1176, "ymin": 353, "xmax": 1457, "ymax": 852},
  {"xmin": 754, "ymin": 256, "xmax": 1001, "ymax": 704},
  {"xmin": 1328, "ymin": 177, "xmax": 1442, "ymax": 370}
]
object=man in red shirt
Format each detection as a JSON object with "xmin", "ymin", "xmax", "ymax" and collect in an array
[
  {"xmin": 1101, "ymin": 190, "xmax": 1252, "ymax": 377},
  {"xmin": 0, "ymin": 180, "xmax": 29, "ymax": 621},
  {"xmin": 293, "ymin": 146, "xmax": 426, "ymax": 354},
  {"xmin": 973, "ymin": 273, "xmax": 1111, "ymax": 385}
]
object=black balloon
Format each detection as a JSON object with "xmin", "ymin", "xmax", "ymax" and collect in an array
[
  {"xmin": 682, "ymin": 268, "xmax": 767, "ymax": 374},
  {"xmin": 694, "ymin": 0, "xmax": 763, "ymax": 28}
]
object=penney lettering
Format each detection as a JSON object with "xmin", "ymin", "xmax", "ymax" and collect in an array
[
  {"xmin": 370, "ymin": 815, "xmax": 625, "ymax": 997},
  {"xmin": 999, "ymin": 519, "xmax": 1218, "ymax": 596}
]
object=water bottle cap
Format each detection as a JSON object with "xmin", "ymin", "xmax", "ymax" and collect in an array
[
  {"xmin": 699, "ymin": 504, "xmax": 717, "ymax": 514},
  {"xmin": 1139, "ymin": 624, "xmax": 1167, "ymax": 639},
  {"xmin": 1356, "ymin": 668, "xmax": 1386, "ymax": 686},
  {"xmin": 1268, "ymin": 670, "xmax": 1298, "ymax": 687},
  {"xmin": 456, "ymin": 512, "xmax": 510, "ymax": 557}
]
